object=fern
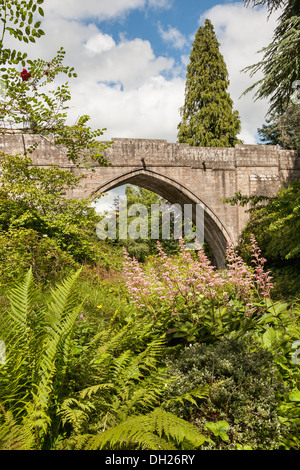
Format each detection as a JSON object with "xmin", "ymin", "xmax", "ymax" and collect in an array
[
  {"xmin": 0, "ymin": 268, "xmax": 83, "ymax": 449},
  {"xmin": 58, "ymin": 397, "xmax": 95, "ymax": 435},
  {"xmin": 0, "ymin": 269, "xmax": 214, "ymax": 451},
  {"xmin": 79, "ymin": 383, "xmax": 115, "ymax": 400},
  {"xmin": 80, "ymin": 408, "xmax": 212, "ymax": 450},
  {"xmin": 7, "ymin": 269, "xmax": 36, "ymax": 334},
  {"xmin": 164, "ymin": 384, "xmax": 211, "ymax": 407},
  {"xmin": 0, "ymin": 409, "xmax": 35, "ymax": 450},
  {"xmin": 36, "ymin": 271, "xmax": 84, "ymax": 408},
  {"xmin": 78, "ymin": 336, "xmax": 170, "ymax": 419},
  {"xmin": 59, "ymin": 331, "xmax": 212, "ymax": 450}
]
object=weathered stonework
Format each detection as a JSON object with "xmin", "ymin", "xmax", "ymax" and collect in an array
[{"xmin": 1, "ymin": 132, "xmax": 299, "ymax": 268}]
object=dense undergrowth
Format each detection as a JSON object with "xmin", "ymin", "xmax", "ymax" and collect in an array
[
  {"xmin": 0, "ymin": 155, "xmax": 299, "ymax": 450},
  {"xmin": 0, "ymin": 234, "xmax": 299, "ymax": 450}
]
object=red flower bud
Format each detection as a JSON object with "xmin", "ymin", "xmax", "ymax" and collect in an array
[{"xmin": 20, "ymin": 68, "xmax": 31, "ymax": 82}]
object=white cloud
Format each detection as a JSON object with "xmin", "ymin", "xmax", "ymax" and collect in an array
[
  {"xmin": 68, "ymin": 75, "xmax": 185, "ymax": 142},
  {"xmin": 158, "ymin": 24, "xmax": 188, "ymax": 49},
  {"xmin": 92, "ymin": 185, "xmax": 128, "ymax": 213},
  {"xmin": 148, "ymin": 0, "xmax": 173, "ymax": 8},
  {"xmin": 91, "ymin": 37, "xmax": 174, "ymax": 89},
  {"xmin": 43, "ymin": 0, "xmax": 172, "ymax": 21},
  {"xmin": 13, "ymin": 1, "xmax": 280, "ymax": 146},
  {"xmin": 85, "ymin": 33, "xmax": 116, "ymax": 55},
  {"xmin": 21, "ymin": 16, "xmax": 174, "ymax": 90},
  {"xmin": 23, "ymin": 12, "xmax": 183, "ymax": 141},
  {"xmin": 43, "ymin": 0, "xmax": 145, "ymax": 21}
]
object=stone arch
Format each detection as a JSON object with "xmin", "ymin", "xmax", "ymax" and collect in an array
[{"xmin": 92, "ymin": 168, "xmax": 231, "ymax": 269}]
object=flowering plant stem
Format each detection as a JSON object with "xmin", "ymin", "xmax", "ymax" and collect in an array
[{"xmin": 123, "ymin": 236, "xmax": 274, "ymax": 342}]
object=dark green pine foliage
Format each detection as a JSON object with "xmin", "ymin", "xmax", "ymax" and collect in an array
[{"xmin": 177, "ymin": 19, "xmax": 241, "ymax": 147}]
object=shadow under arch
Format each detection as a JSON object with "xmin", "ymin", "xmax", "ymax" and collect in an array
[{"xmin": 92, "ymin": 168, "xmax": 232, "ymax": 269}]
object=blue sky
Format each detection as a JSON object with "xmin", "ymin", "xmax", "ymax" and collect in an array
[
  {"xmin": 97, "ymin": 0, "xmax": 243, "ymax": 60},
  {"xmin": 97, "ymin": 1, "xmax": 211, "ymax": 57},
  {"xmin": 13, "ymin": 0, "xmax": 281, "ymax": 211}
]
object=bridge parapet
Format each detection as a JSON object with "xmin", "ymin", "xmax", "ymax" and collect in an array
[{"xmin": 0, "ymin": 133, "xmax": 299, "ymax": 172}]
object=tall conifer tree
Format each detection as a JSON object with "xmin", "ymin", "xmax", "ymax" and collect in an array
[{"xmin": 177, "ymin": 19, "xmax": 241, "ymax": 147}]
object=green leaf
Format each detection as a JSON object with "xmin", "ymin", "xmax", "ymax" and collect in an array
[
  {"xmin": 289, "ymin": 389, "xmax": 300, "ymax": 402},
  {"xmin": 205, "ymin": 420, "xmax": 230, "ymax": 441},
  {"xmin": 262, "ymin": 327, "xmax": 278, "ymax": 348}
]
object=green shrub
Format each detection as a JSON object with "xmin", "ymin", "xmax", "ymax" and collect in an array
[
  {"xmin": 0, "ymin": 228, "xmax": 78, "ymax": 286},
  {"xmin": 164, "ymin": 335, "xmax": 289, "ymax": 449},
  {"xmin": 268, "ymin": 265, "xmax": 300, "ymax": 301}
]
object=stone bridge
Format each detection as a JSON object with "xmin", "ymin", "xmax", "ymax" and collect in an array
[{"xmin": 1, "ymin": 133, "xmax": 299, "ymax": 268}]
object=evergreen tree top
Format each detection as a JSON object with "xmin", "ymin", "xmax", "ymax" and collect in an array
[
  {"xmin": 188, "ymin": 19, "xmax": 228, "ymax": 80},
  {"xmin": 177, "ymin": 19, "xmax": 241, "ymax": 148}
]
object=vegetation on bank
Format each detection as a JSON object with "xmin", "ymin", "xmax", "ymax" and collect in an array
[
  {"xmin": 0, "ymin": 154, "xmax": 299, "ymax": 450},
  {"xmin": 0, "ymin": 0, "xmax": 299, "ymax": 452}
]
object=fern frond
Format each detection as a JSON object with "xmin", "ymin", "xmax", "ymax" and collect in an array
[
  {"xmin": 59, "ymin": 433, "xmax": 93, "ymax": 450},
  {"xmin": 3, "ymin": 268, "xmax": 38, "ymax": 358},
  {"xmin": 164, "ymin": 384, "xmax": 211, "ymax": 408},
  {"xmin": 84, "ymin": 419, "xmax": 173, "ymax": 450},
  {"xmin": 58, "ymin": 397, "xmax": 95, "ymax": 434},
  {"xmin": 34, "ymin": 270, "xmax": 84, "ymax": 407},
  {"xmin": 47, "ymin": 268, "xmax": 82, "ymax": 324},
  {"xmin": 82, "ymin": 408, "xmax": 210, "ymax": 450},
  {"xmin": 147, "ymin": 409, "xmax": 202, "ymax": 446},
  {"xmin": 134, "ymin": 336, "xmax": 167, "ymax": 373},
  {"xmin": 7, "ymin": 269, "xmax": 36, "ymax": 334},
  {"xmin": 0, "ymin": 268, "xmax": 85, "ymax": 449},
  {"xmin": 109, "ymin": 336, "xmax": 166, "ymax": 383},
  {"xmin": 119, "ymin": 382, "xmax": 162, "ymax": 410},
  {"xmin": 0, "ymin": 410, "xmax": 35, "ymax": 450},
  {"xmin": 0, "ymin": 271, "xmax": 40, "ymax": 414},
  {"xmin": 90, "ymin": 321, "xmax": 133, "ymax": 355},
  {"xmin": 79, "ymin": 383, "xmax": 115, "ymax": 400},
  {"xmin": 110, "ymin": 350, "xmax": 134, "ymax": 380}
]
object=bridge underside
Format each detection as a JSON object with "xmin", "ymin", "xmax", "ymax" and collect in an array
[{"xmin": 93, "ymin": 169, "xmax": 230, "ymax": 269}]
